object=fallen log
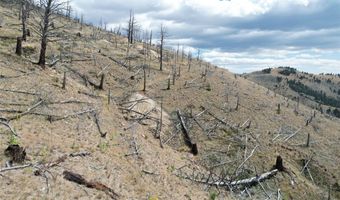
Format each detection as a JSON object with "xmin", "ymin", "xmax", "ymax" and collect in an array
[
  {"xmin": 178, "ymin": 169, "xmax": 278, "ymax": 188},
  {"xmin": 0, "ymin": 164, "xmax": 32, "ymax": 173},
  {"xmin": 69, "ymin": 151, "xmax": 91, "ymax": 157},
  {"xmin": 177, "ymin": 109, "xmax": 198, "ymax": 155},
  {"xmin": 93, "ymin": 112, "xmax": 107, "ymax": 137},
  {"xmin": 0, "ymin": 120, "xmax": 19, "ymax": 136},
  {"xmin": 100, "ymin": 53, "xmax": 129, "ymax": 68},
  {"xmin": 0, "ymin": 88, "xmax": 39, "ymax": 95},
  {"xmin": 64, "ymin": 66, "xmax": 103, "ymax": 89},
  {"xmin": 63, "ymin": 170, "xmax": 119, "ymax": 199},
  {"xmin": 8, "ymin": 99, "xmax": 44, "ymax": 121},
  {"xmin": 49, "ymin": 108, "xmax": 96, "ymax": 122}
]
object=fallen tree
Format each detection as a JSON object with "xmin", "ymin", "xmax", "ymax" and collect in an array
[
  {"xmin": 63, "ymin": 170, "xmax": 119, "ymax": 199},
  {"xmin": 178, "ymin": 169, "xmax": 278, "ymax": 187}
]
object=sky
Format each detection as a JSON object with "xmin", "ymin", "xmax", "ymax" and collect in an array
[{"xmin": 70, "ymin": 0, "xmax": 340, "ymax": 74}]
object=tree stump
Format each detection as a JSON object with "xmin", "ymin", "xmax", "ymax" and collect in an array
[
  {"xmin": 191, "ymin": 143, "xmax": 198, "ymax": 155},
  {"xmin": 15, "ymin": 37, "xmax": 22, "ymax": 56},
  {"xmin": 274, "ymin": 156, "xmax": 285, "ymax": 171},
  {"xmin": 62, "ymin": 71, "xmax": 66, "ymax": 89},
  {"xmin": 4, "ymin": 144, "xmax": 26, "ymax": 163},
  {"xmin": 167, "ymin": 77, "xmax": 171, "ymax": 90},
  {"xmin": 306, "ymin": 133, "xmax": 310, "ymax": 147},
  {"xmin": 99, "ymin": 74, "xmax": 105, "ymax": 90}
]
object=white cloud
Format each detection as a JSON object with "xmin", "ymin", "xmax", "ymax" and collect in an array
[
  {"xmin": 202, "ymin": 48, "xmax": 340, "ymax": 74},
  {"xmin": 71, "ymin": 0, "xmax": 340, "ymax": 74}
]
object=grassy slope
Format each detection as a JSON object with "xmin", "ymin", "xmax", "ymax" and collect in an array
[{"xmin": 0, "ymin": 4, "xmax": 340, "ymax": 200}]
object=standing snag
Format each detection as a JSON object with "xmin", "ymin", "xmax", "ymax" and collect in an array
[
  {"xmin": 36, "ymin": 0, "xmax": 66, "ymax": 68},
  {"xmin": 62, "ymin": 71, "xmax": 66, "ymax": 89},
  {"xmin": 127, "ymin": 10, "xmax": 137, "ymax": 44},
  {"xmin": 159, "ymin": 24, "xmax": 166, "ymax": 71},
  {"xmin": 142, "ymin": 65, "xmax": 147, "ymax": 91},
  {"xmin": 277, "ymin": 103, "xmax": 281, "ymax": 114},
  {"xmin": 20, "ymin": 0, "xmax": 29, "ymax": 41},
  {"xmin": 306, "ymin": 133, "xmax": 310, "ymax": 147}
]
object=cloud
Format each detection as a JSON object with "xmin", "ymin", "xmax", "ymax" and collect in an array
[
  {"xmin": 203, "ymin": 48, "xmax": 340, "ymax": 74},
  {"xmin": 70, "ymin": 0, "xmax": 340, "ymax": 74}
]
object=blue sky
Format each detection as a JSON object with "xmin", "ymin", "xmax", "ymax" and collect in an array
[{"xmin": 71, "ymin": 0, "xmax": 340, "ymax": 74}]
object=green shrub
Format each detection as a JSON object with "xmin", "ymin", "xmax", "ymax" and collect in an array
[
  {"xmin": 8, "ymin": 134, "xmax": 19, "ymax": 145},
  {"xmin": 209, "ymin": 191, "xmax": 217, "ymax": 200}
]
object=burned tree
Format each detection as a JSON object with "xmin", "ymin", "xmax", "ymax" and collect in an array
[
  {"xmin": 15, "ymin": 37, "xmax": 22, "ymax": 56},
  {"xmin": 65, "ymin": 1, "xmax": 72, "ymax": 19},
  {"xmin": 159, "ymin": 24, "xmax": 166, "ymax": 71},
  {"xmin": 127, "ymin": 10, "xmax": 136, "ymax": 44},
  {"xmin": 36, "ymin": 0, "xmax": 66, "ymax": 68},
  {"xmin": 80, "ymin": 13, "xmax": 84, "ymax": 30},
  {"xmin": 149, "ymin": 30, "xmax": 152, "ymax": 47},
  {"xmin": 20, "ymin": 0, "xmax": 29, "ymax": 41},
  {"xmin": 187, "ymin": 50, "xmax": 192, "ymax": 72}
]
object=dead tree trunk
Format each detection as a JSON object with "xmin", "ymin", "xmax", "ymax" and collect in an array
[
  {"xmin": 149, "ymin": 30, "xmax": 152, "ymax": 47},
  {"xmin": 177, "ymin": 109, "xmax": 198, "ymax": 155},
  {"xmin": 4, "ymin": 144, "xmax": 26, "ymax": 163},
  {"xmin": 15, "ymin": 37, "xmax": 22, "ymax": 56},
  {"xmin": 127, "ymin": 10, "xmax": 136, "ymax": 44},
  {"xmin": 274, "ymin": 156, "xmax": 285, "ymax": 171},
  {"xmin": 172, "ymin": 65, "xmax": 176, "ymax": 85},
  {"xmin": 62, "ymin": 71, "xmax": 66, "ymax": 89},
  {"xmin": 167, "ymin": 77, "xmax": 171, "ymax": 90},
  {"xmin": 142, "ymin": 67, "xmax": 146, "ymax": 91},
  {"xmin": 159, "ymin": 24, "xmax": 165, "ymax": 71},
  {"xmin": 37, "ymin": 0, "xmax": 65, "ymax": 68},
  {"xmin": 21, "ymin": 0, "xmax": 27, "ymax": 41},
  {"xmin": 187, "ymin": 51, "xmax": 192, "ymax": 72},
  {"xmin": 235, "ymin": 95, "xmax": 239, "ymax": 111},
  {"xmin": 63, "ymin": 170, "xmax": 119, "ymax": 199},
  {"xmin": 99, "ymin": 74, "xmax": 105, "ymax": 90},
  {"xmin": 38, "ymin": 0, "xmax": 52, "ymax": 68},
  {"xmin": 306, "ymin": 133, "xmax": 310, "ymax": 147},
  {"xmin": 107, "ymin": 89, "xmax": 111, "ymax": 105}
]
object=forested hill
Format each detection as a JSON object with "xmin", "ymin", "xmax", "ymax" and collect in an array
[{"xmin": 245, "ymin": 67, "xmax": 340, "ymax": 118}]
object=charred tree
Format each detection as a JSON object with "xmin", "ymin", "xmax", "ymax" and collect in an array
[
  {"xmin": 187, "ymin": 51, "xmax": 192, "ymax": 72},
  {"xmin": 274, "ymin": 156, "xmax": 285, "ymax": 171},
  {"xmin": 127, "ymin": 10, "xmax": 136, "ymax": 44},
  {"xmin": 20, "ymin": 0, "xmax": 28, "ymax": 41},
  {"xmin": 37, "ymin": 0, "xmax": 66, "ymax": 68},
  {"xmin": 159, "ymin": 24, "xmax": 166, "ymax": 71},
  {"xmin": 177, "ymin": 110, "xmax": 198, "ymax": 155},
  {"xmin": 15, "ymin": 37, "xmax": 22, "ymax": 56}
]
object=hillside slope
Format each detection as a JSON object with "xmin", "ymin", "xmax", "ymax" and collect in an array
[
  {"xmin": 245, "ymin": 67, "xmax": 340, "ymax": 118},
  {"xmin": 1, "ymin": 3, "xmax": 340, "ymax": 200}
]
